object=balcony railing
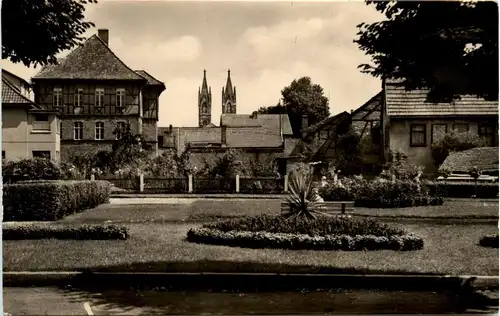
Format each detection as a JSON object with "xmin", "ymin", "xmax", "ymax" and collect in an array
[{"xmin": 32, "ymin": 121, "xmax": 51, "ymax": 131}]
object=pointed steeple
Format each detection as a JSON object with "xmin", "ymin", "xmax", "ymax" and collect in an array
[
  {"xmin": 222, "ymin": 69, "xmax": 236, "ymax": 114},
  {"xmin": 201, "ymin": 69, "xmax": 209, "ymax": 93},
  {"xmin": 198, "ymin": 69, "xmax": 212, "ymax": 127}
]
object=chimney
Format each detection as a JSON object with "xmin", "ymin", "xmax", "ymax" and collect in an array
[
  {"xmin": 98, "ymin": 29, "xmax": 109, "ymax": 46},
  {"xmin": 301, "ymin": 114, "xmax": 308, "ymax": 138}
]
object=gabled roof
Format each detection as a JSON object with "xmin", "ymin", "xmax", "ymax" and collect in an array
[
  {"xmin": 304, "ymin": 111, "xmax": 351, "ymax": 135},
  {"xmin": 439, "ymin": 147, "xmax": 499, "ymax": 173},
  {"xmin": 32, "ymin": 35, "xmax": 146, "ymax": 81},
  {"xmin": 351, "ymin": 91, "xmax": 382, "ymax": 121},
  {"xmin": 134, "ymin": 70, "xmax": 165, "ymax": 86},
  {"xmin": 221, "ymin": 114, "xmax": 262, "ymax": 127},
  {"xmin": 385, "ymin": 80, "xmax": 498, "ymax": 117},
  {"xmin": 2, "ymin": 78, "xmax": 38, "ymax": 108},
  {"xmin": 2, "ymin": 69, "xmax": 31, "ymax": 87}
]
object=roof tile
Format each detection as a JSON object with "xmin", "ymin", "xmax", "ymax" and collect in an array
[
  {"xmin": 33, "ymin": 35, "xmax": 146, "ymax": 81},
  {"xmin": 385, "ymin": 82, "xmax": 498, "ymax": 117},
  {"xmin": 439, "ymin": 147, "xmax": 499, "ymax": 173}
]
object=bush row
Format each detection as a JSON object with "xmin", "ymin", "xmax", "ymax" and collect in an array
[
  {"xmin": 3, "ymin": 180, "xmax": 112, "ymax": 221},
  {"xmin": 425, "ymin": 181, "xmax": 499, "ymax": 198},
  {"xmin": 3, "ymin": 223, "xmax": 128, "ymax": 240},
  {"xmin": 207, "ymin": 215, "xmax": 406, "ymax": 237},
  {"xmin": 187, "ymin": 228, "xmax": 424, "ymax": 251},
  {"xmin": 479, "ymin": 234, "xmax": 499, "ymax": 248},
  {"xmin": 2, "ymin": 158, "xmax": 62, "ymax": 184},
  {"xmin": 319, "ymin": 178, "xmax": 444, "ymax": 208}
]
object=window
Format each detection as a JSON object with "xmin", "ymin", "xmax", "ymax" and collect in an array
[
  {"xmin": 158, "ymin": 135, "xmax": 164, "ymax": 147},
  {"xmin": 74, "ymin": 122, "xmax": 83, "ymax": 140},
  {"xmin": 453, "ymin": 123, "xmax": 469, "ymax": 133},
  {"xmin": 95, "ymin": 122, "xmax": 104, "ymax": 140},
  {"xmin": 479, "ymin": 124, "xmax": 496, "ymax": 146},
  {"xmin": 410, "ymin": 124, "xmax": 426, "ymax": 147},
  {"xmin": 53, "ymin": 88, "xmax": 62, "ymax": 108},
  {"xmin": 32, "ymin": 114, "xmax": 51, "ymax": 131},
  {"xmin": 115, "ymin": 122, "xmax": 126, "ymax": 139},
  {"xmin": 431, "ymin": 124, "xmax": 448, "ymax": 143},
  {"xmin": 116, "ymin": 88, "xmax": 125, "ymax": 114},
  {"xmin": 34, "ymin": 114, "xmax": 49, "ymax": 122},
  {"xmin": 74, "ymin": 89, "xmax": 84, "ymax": 114},
  {"xmin": 95, "ymin": 88, "xmax": 105, "ymax": 114},
  {"xmin": 32, "ymin": 151, "xmax": 51, "ymax": 160}
]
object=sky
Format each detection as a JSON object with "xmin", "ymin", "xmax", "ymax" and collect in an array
[{"xmin": 1, "ymin": 0, "xmax": 385, "ymax": 127}]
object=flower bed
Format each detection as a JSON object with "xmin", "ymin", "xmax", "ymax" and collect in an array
[
  {"xmin": 187, "ymin": 215, "xmax": 424, "ymax": 251},
  {"xmin": 3, "ymin": 222, "xmax": 129, "ymax": 240}
]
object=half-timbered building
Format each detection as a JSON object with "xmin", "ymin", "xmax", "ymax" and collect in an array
[{"xmin": 31, "ymin": 29, "xmax": 166, "ymax": 160}]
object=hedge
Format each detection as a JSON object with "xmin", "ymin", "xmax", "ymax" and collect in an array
[
  {"xmin": 424, "ymin": 181, "xmax": 499, "ymax": 198},
  {"xmin": 3, "ymin": 180, "xmax": 112, "ymax": 221},
  {"xmin": 3, "ymin": 223, "xmax": 128, "ymax": 240},
  {"xmin": 187, "ymin": 228, "xmax": 424, "ymax": 251},
  {"xmin": 187, "ymin": 215, "xmax": 424, "ymax": 251},
  {"xmin": 479, "ymin": 234, "xmax": 499, "ymax": 248},
  {"xmin": 2, "ymin": 158, "xmax": 62, "ymax": 184},
  {"xmin": 319, "ymin": 179, "xmax": 444, "ymax": 208}
]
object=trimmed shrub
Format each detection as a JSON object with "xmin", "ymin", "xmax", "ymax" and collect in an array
[
  {"xmin": 3, "ymin": 180, "xmax": 112, "ymax": 221},
  {"xmin": 2, "ymin": 158, "xmax": 62, "ymax": 184},
  {"xmin": 424, "ymin": 181, "xmax": 499, "ymax": 198},
  {"xmin": 3, "ymin": 223, "xmax": 128, "ymax": 240},
  {"xmin": 319, "ymin": 179, "xmax": 444, "ymax": 208},
  {"xmin": 431, "ymin": 131, "xmax": 487, "ymax": 166},
  {"xmin": 479, "ymin": 234, "xmax": 499, "ymax": 248},
  {"xmin": 187, "ymin": 215, "xmax": 424, "ymax": 251}
]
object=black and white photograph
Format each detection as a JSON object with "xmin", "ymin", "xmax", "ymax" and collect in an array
[{"xmin": 0, "ymin": 0, "xmax": 499, "ymax": 314}]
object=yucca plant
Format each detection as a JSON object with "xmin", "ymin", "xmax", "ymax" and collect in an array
[{"xmin": 284, "ymin": 164, "xmax": 325, "ymax": 220}]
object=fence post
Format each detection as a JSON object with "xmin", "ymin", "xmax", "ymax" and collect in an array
[
  {"xmin": 188, "ymin": 174, "xmax": 193, "ymax": 193},
  {"xmin": 90, "ymin": 174, "xmax": 95, "ymax": 181},
  {"xmin": 236, "ymin": 174, "xmax": 240, "ymax": 193},
  {"xmin": 284, "ymin": 175, "xmax": 289, "ymax": 193},
  {"xmin": 139, "ymin": 174, "xmax": 144, "ymax": 192}
]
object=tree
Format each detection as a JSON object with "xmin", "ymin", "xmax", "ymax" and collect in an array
[
  {"xmin": 110, "ymin": 123, "xmax": 152, "ymax": 172},
  {"xmin": 281, "ymin": 77, "xmax": 330, "ymax": 137},
  {"xmin": 355, "ymin": 1, "xmax": 498, "ymax": 102},
  {"xmin": 2, "ymin": 0, "xmax": 97, "ymax": 67},
  {"xmin": 257, "ymin": 102, "xmax": 287, "ymax": 115}
]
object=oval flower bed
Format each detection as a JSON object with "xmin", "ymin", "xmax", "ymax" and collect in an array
[{"xmin": 187, "ymin": 215, "xmax": 424, "ymax": 251}]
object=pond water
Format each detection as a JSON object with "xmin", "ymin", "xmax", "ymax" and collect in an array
[{"xmin": 6, "ymin": 286, "xmax": 492, "ymax": 315}]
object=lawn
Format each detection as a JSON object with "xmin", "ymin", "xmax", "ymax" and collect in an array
[{"xmin": 3, "ymin": 199, "xmax": 498, "ymax": 275}]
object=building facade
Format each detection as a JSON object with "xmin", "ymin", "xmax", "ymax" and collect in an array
[
  {"xmin": 382, "ymin": 79, "xmax": 499, "ymax": 174},
  {"xmin": 158, "ymin": 70, "xmax": 295, "ymax": 171},
  {"xmin": 2, "ymin": 71, "xmax": 60, "ymax": 161},
  {"xmin": 31, "ymin": 29, "xmax": 166, "ymax": 161}
]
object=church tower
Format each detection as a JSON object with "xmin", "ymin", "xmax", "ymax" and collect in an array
[
  {"xmin": 222, "ymin": 69, "xmax": 236, "ymax": 114},
  {"xmin": 198, "ymin": 69, "xmax": 212, "ymax": 127}
]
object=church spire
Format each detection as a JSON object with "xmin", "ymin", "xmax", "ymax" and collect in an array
[
  {"xmin": 198, "ymin": 69, "xmax": 212, "ymax": 127},
  {"xmin": 201, "ymin": 69, "xmax": 209, "ymax": 93},
  {"xmin": 222, "ymin": 69, "xmax": 236, "ymax": 114}
]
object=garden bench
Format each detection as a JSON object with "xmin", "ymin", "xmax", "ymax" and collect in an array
[{"xmin": 280, "ymin": 201, "xmax": 355, "ymax": 215}]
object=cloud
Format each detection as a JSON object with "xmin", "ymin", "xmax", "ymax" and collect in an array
[
  {"xmin": 240, "ymin": 18, "xmax": 326, "ymax": 56},
  {"xmin": 110, "ymin": 35, "xmax": 202, "ymax": 69}
]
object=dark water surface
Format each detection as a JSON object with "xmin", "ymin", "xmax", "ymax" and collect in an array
[{"xmin": 5, "ymin": 287, "xmax": 493, "ymax": 315}]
